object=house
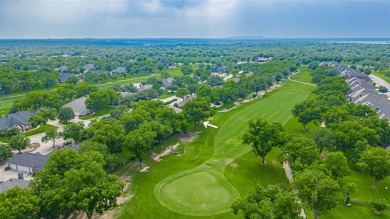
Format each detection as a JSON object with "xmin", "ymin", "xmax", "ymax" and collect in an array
[
  {"xmin": 211, "ymin": 66, "xmax": 226, "ymax": 74},
  {"xmin": 0, "ymin": 178, "xmax": 30, "ymax": 193},
  {"xmin": 232, "ymin": 78, "xmax": 240, "ymax": 83},
  {"xmin": 55, "ymin": 65, "xmax": 67, "ymax": 73},
  {"xmin": 128, "ymin": 59, "xmax": 135, "ymax": 63},
  {"xmin": 7, "ymin": 153, "xmax": 49, "ymax": 175},
  {"xmin": 138, "ymin": 84, "xmax": 153, "ymax": 92},
  {"xmin": 58, "ymin": 72, "xmax": 71, "ymax": 82},
  {"xmin": 63, "ymin": 97, "xmax": 92, "ymax": 117},
  {"xmin": 111, "ymin": 67, "xmax": 126, "ymax": 74},
  {"xmin": 90, "ymin": 69, "xmax": 104, "ymax": 75},
  {"xmin": 245, "ymin": 72, "xmax": 254, "ymax": 77},
  {"xmin": 162, "ymin": 78, "xmax": 175, "ymax": 87},
  {"xmin": 0, "ymin": 111, "xmax": 35, "ymax": 132},
  {"xmin": 257, "ymin": 57, "xmax": 272, "ymax": 62},
  {"xmin": 84, "ymin": 64, "xmax": 95, "ymax": 72}
]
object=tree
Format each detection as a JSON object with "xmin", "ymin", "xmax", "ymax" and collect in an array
[
  {"xmin": 126, "ymin": 131, "xmax": 148, "ymax": 167},
  {"xmin": 0, "ymin": 143, "xmax": 12, "ymax": 162},
  {"xmin": 176, "ymin": 87, "xmax": 190, "ymax": 100},
  {"xmin": 310, "ymin": 127, "xmax": 335, "ymax": 155},
  {"xmin": 293, "ymin": 166, "xmax": 343, "ymax": 219},
  {"xmin": 0, "ymin": 187, "xmax": 40, "ymax": 219},
  {"xmin": 88, "ymin": 119, "xmax": 125, "ymax": 154},
  {"xmin": 58, "ymin": 107, "xmax": 75, "ymax": 123},
  {"xmin": 43, "ymin": 75, "xmax": 57, "ymax": 90},
  {"xmin": 243, "ymin": 118, "xmax": 285, "ymax": 165},
  {"xmin": 66, "ymin": 75, "xmax": 79, "ymax": 84},
  {"xmin": 8, "ymin": 134, "xmax": 30, "ymax": 153},
  {"xmin": 31, "ymin": 150, "xmax": 124, "ymax": 219},
  {"xmin": 41, "ymin": 128, "xmax": 60, "ymax": 147},
  {"xmin": 358, "ymin": 147, "xmax": 390, "ymax": 189},
  {"xmin": 62, "ymin": 122, "xmax": 85, "ymax": 144},
  {"xmin": 231, "ymin": 185, "xmax": 302, "ymax": 219},
  {"xmin": 379, "ymin": 86, "xmax": 388, "ymax": 93},
  {"xmin": 371, "ymin": 199, "xmax": 389, "ymax": 215},
  {"xmin": 324, "ymin": 151, "xmax": 350, "ymax": 179},
  {"xmin": 282, "ymin": 135, "xmax": 319, "ymax": 172},
  {"xmin": 182, "ymin": 97, "xmax": 214, "ymax": 130},
  {"xmin": 292, "ymin": 100, "xmax": 325, "ymax": 129},
  {"xmin": 181, "ymin": 65, "xmax": 193, "ymax": 75},
  {"xmin": 5, "ymin": 126, "xmax": 20, "ymax": 137},
  {"xmin": 30, "ymin": 108, "xmax": 58, "ymax": 127},
  {"xmin": 86, "ymin": 91, "xmax": 110, "ymax": 112}
]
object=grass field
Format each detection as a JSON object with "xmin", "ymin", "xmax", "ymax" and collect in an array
[
  {"xmin": 118, "ymin": 80, "xmax": 315, "ymax": 218},
  {"xmin": 291, "ymin": 67, "xmax": 314, "ymax": 83}
]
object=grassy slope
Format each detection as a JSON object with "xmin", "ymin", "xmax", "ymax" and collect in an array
[
  {"xmin": 291, "ymin": 67, "xmax": 314, "ymax": 84},
  {"xmin": 118, "ymin": 81, "xmax": 314, "ymax": 218}
]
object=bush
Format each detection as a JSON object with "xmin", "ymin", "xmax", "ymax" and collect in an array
[
  {"xmin": 371, "ymin": 198, "xmax": 389, "ymax": 214},
  {"xmin": 5, "ymin": 127, "xmax": 20, "ymax": 137},
  {"xmin": 379, "ymin": 86, "xmax": 388, "ymax": 93},
  {"xmin": 0, "ymin": 144, "xmax": 12, "ymax": 162}
]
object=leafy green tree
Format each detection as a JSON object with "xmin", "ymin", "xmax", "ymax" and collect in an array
[
  {"xmin": 358, "ymin": 147, "xmax": 390, "ymax": 189},
  {"xmin": 88, "ymin": 119, "xmax": 125, "ymax": 154},
  {"xmin": 371, "ymin": 199, "xmax": 389, "ymax": 215},
  {"xmin": 58, "ymin": 107, "xmax": 75, "ymax": 123},
  {"xmin": 41, "ymin": 128, "xmax": 60, "ymax": 147},
  {"xmin": 231, "ymin": 185, "xmax": 302, "ymax": 219},
  {"xmin": 282, "ymin": 135, "xmax": 319, "ymax": 172},
  {"xmin": 86, "ymin": 91, "xmax": 110, "ymax": 112},
  {"xmin": 243, "ymin": 118, "xmax": 285, "ymax": 165},
  {"xmin": 0, "ymin": 143, "xmax": 12, "ymax": 162},
  {"xmin": 181, "ymin": 65, "xmax": 194, "ymax": 75},
  {"xmin": 8, "ymin": 134, "xmax": 30, "ymax": 154},
  {"xmin": 292, "ymin": 100, "xmax": 325, "ymax": 129},
  {"xmin": 324, "ymin": 151, "xmax": 350, "ymax": 179},
  {"xmin": 32, "ymin": 108, "xmax": 57, "ymax": 127},
  {"xmin": 176, "ymin": 87, "xmax": 190, "ymax": 100},
  {"xmin": 0, "ymin": 187, "xmax": 40, "ymax": 219},
  {"xmin": 207, "ymin": 75, "xmax": 224, "ymax": 87},
  {"xmin": 310, "ymin": 127, "xmax": 335, "ymax": 155},
  {"xmin": 31, "ymin": 150, "xmax": 124, "ymax": 219},
  {"xmin": 379, "ymin": 86, "xmax": 388, "ymax": 93},
  {"xmin": 62, "ymin": 122, "xmax": 85, "ymax": 144},
  {"xmin": 293, "ymin": 166, "xmax": 343, "ymax": 219},
  {"xmin": 43, "ymin": 75, "xmax": 57, "ymax": 90},
  {"xmin": 182, "ymin": 97, "xmax": 214, "ymax": 129},
  {"xmin": 126, "ymin": 131, "xmax": 148, "ymax": 167},
  {"xmin": 5, "ymin": 127, "xmax": 20, "ymax": 137},
  {"xmin": 66, "ymin": 75, "xmax": 79, "ymax": 84}
]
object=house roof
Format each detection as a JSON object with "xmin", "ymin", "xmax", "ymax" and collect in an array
[
  {"xmin": 0, "ymin": 111, "xmax": 35, "ymax": 131},
  {"xmin": 55, "ymin": 66, "xmax": 67, "ymax": 72},
  {"xmin": 111, "ymin": 67, "xmax": 126, "ymax": 74},
  {"xmin": 63, "ymin": 97, "xmax": 91, "ymax": 116},
  {"xmin": 8, "ymin": 153, "xmax": 49, "ymax": 170},
  {"xmin": 91, "ymin": 70, "xmax": 104, "ymax": 75},
  {"xmin": 84, "ymin": 64, "xmax": 95, "ymax": 71},
  {"xmin": 138, "ymin": 84, "xmax": 153, "ymax": 92},
  {"xmin": 58, "ymin": 72, "xmax": 71, "ymax": 82},
  {"xmin": 245, "ymin": 72, "xmax": 254, "ymax": 77},
  {"xmin": 162, "ymin": 78, "xmax": 175, "ymax": 87},
  {"xmin": 0, "ymin": 178, "xmax": 30, "ymax": 193}
]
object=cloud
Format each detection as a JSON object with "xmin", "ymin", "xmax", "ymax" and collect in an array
[{"xmin": 0, "ymin": 0, "xmax": 389, "ymax": 38}]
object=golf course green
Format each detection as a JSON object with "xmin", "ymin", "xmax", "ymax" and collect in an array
[{"xmin": 152, "ymin": 81, "xmax": 315, "ymax": 217}]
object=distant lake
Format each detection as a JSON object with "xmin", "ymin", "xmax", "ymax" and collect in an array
[{"xmin": 0, "ymin": 38, "xmax": 389, "ymax": 47}]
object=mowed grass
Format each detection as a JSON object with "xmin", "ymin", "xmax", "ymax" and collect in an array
[
  {"xmin": 291, "ymin": 66, "xmax": 313, "ymax": 83},
  {"xmin": 0, "ymin": 95, "xmax": 23, "ymax": 113},
  {"xmin": 118, "ymin": 81, "xmax": 314, "ymax": 219}
]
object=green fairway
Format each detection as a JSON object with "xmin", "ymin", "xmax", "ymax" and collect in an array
[
  {"xmin": 119, "ymin": 80, "xmax": 314, "ymax": 218},
  {"xmin": 291, "ymin": 67, "xmax": 313, "ymax": 84}
]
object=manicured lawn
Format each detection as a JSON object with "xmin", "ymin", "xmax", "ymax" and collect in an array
[
  {"xmin": 372, "ymin": 70, "xmax": 390, "ymax": 84},
  {"xmin": 79, "ymin": 107, "xmax": 115, "ymax": 120},
  {"xmin": 118, "ymin": 80, "xmax": 314, "ymax": 218},
  {"xmin": 291, "ymin": 66, "xmax": 313, "ymax": 83},
  {"xmin": 160, "ymin": 92, "xmax": 175, "ymax": 99},
  {"xmin": 0, "ymin": 95, "xmax": 23, "ymax": 112}
]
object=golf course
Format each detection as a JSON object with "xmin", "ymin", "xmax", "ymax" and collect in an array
[{"xmin": 119, "ymin": 80, "xmax": 315, "ymax": 218}]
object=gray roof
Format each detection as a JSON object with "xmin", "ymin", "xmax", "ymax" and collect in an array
[
  {"xmin": 162, "ymin": 78, "xmax": 175, "ymax": 87},
  {"xmin": 8, "ymin": 153, "xmax": 49, "ymax": 170},
  {"xmin": 58, "ymin": 72, "xmax": 71, "ymax": 82},
  {"xmin": 55, "ymin": 66, "xmax": 67, "ymax": 72},
  {"xmin": 111, "ymin": 67, "xmax": 126, "ymax": 74},
  {"xmin": 84, "ymin": 64, "xmax": 95, "ymax": 71},
  {"xmin": 0, "ymin": 178, "xmax": 30, "ymax": 193},
  {"xmin": 63, "ymin": 97, "xmax": 91, "ymax": 116},
  {"xmin": 91, "ymin": 70, "xmax": 104, "ymax": 75},
  {"xmin": 0, "ymin": 111, "xmax": 35, "ymax": 131},
  {"xmin": 245, "ymin": 72, "xmax": 254, "ymax": 77},
  {"xmin": 232, "ymin": 78, "xmax": 240, "ymax": 83},
  {"xmin": 138, "ymin": 84, "xmax": 153, "ymax": 91}
]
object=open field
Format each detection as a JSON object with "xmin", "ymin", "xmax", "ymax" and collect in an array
[{"xmin": 118, "ymin": 80, "xmax": 315, "ymax": 218}]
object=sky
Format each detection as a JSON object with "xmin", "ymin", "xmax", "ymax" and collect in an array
[{"xmin": 0, "ymin": 0, "xmax": 390, "ymax": 39}]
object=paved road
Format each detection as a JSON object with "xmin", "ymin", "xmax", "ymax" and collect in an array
[{"xmin": 369, "ymin": 74, "xmax": 390, "ymax": 90}]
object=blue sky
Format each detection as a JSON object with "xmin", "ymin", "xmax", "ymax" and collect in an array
[{"xmin": 0, "ymin": 0, "xmax": 389, "ymax": 38}]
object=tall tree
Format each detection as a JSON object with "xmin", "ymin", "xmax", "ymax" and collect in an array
[
  {"xmin": 58, "ymin": 107, "xmax": 75, "ymax": 123},
  {"xmin": 282, "ymin": 135, "xmax": 319, "ymax": 172},
  {"xmin": 126, "ymin": 131, "xmax": 148, "ymax": 167},
  {"xmin": 41, "ymin": 128, "xmax": 60, "ymax": 147},
  {"xmin": 324, "ymin": 151, "xmax": 350, "ymax": 179},
  {"xmin": 182, "ymin": 97, "xmax": 214, "ymax": 129},
  {"xmin": 231, "ymin": 185, "xmax": 302, "ymax": 219},
  {"xmin": 0, "ymin": 187, "xmax": 40, "ymax": 219},
  {"xmin": 31, "ymin": 150, "xmax": 124, "ymax": 219},
  {"xmin": 0, "ymin": 143, "xmax": 12, "ymax": 162},
  {"xmin": 243, "ymin": 118, "xmax": 285, "ymax": 164},
  {"xmin": 62, "ymin": 122, "xmax": 85, "ymax": 144},
  {"xmin": 8, "ymin": 134, "xmax": 30, "ymax": 154},
  {"xmin": 358, "ymin": 147, "xmax": 390, "ymax": 189},
  {"xmin": 176, "ymin": 87, "xmax": 190, "ymax": 100},
  {"xmin": 293, "ymin": 166, "xmax": 343, "ymax": 219}
]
